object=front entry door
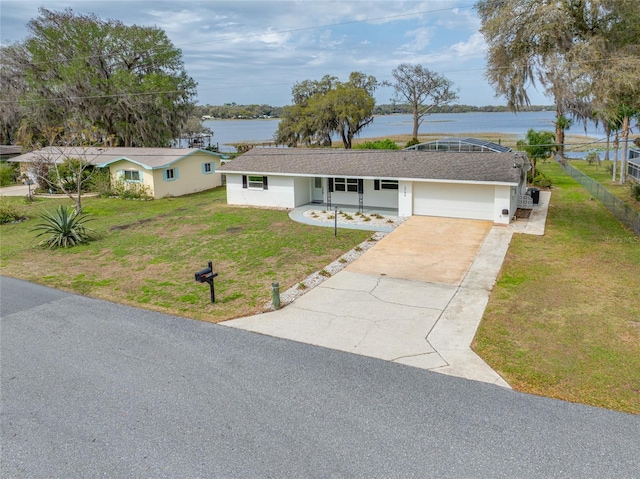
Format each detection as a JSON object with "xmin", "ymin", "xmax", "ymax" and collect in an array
[{"xmin": 312, "ymin": 177, "xmax": 323, "ymax": 203}]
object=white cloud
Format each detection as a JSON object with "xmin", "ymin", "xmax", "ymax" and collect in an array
[
  {"xmin": 398, "ymin": 26, "xmax": 436, "ymax": 54},
  {"xmin": 450, "ymin": 32, "xmax": 487, "ymax": 58},
  {"xmin": 0, "ymin": 1, "xmax": 527, "ymax": 106}
]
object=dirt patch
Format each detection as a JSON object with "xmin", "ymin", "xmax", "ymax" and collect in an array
[
  {"xmin": 226, "ymin": 227, "xmax": 243, "ymax": 233},
  {"xmin": 515, "ymin": 208, "xmax": 532, "ymax": 219},
  {"xmin": 110, "ymin": 218, "xmax": 155, "ymax": 231}
]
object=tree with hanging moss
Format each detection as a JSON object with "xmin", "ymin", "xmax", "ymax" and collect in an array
[
  {"xmin": 275, "ymin": 72, "xmax": 377, "ymax": 149},
  {"xmin": 475, "ymin": 0, "xmax": 640, "ymax": 169},
  {"xmin": 1, "ymin": 7, "xmax": 196, "ymax": 147}
]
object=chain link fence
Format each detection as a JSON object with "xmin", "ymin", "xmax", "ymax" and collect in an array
[{"xmin": 555, "ymin": 157, "xmax": 640, "ymax": 235}]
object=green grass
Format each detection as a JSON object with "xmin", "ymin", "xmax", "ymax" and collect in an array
[
  {"xmin": 0, "ymin": 188, "xmax": 370, "ymax": 322},
  {"xmin": 568, "ymin": 159, "xmax": 640, "ymax": 213},
  {"xmin": 474, "ymin": 162, "xmax": 640, "ymax": 414}
]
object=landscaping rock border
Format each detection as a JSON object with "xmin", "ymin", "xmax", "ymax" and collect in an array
[{"xmin": 265, "ymin": 231, "xmax": 388, "ymax": 311}]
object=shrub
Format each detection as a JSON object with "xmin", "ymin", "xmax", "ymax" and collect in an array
[
  {"xmin": 585, "ymin": 151, "xmax": 601, "ymax": 167},
  {"xmin": 111, "ymin": 177, "xmax": 153, "ymax": 200},
  {"xmin": 532, "ymin": 172, "xmax": 552, "ymax": 188},
  {"xmin": 354, "ymin": 139, "xmax": 399, "ymax": 150},
  {"xmin": 0, "ymin": 162, "xmax": 19, "ymax": 186},
  {"xmin": 48, "ymin": 158, "xmax": 94, "ymax": 194},
  {"xmin": 88, "ymin": 168, "xmax": 113, "ymax": 197},
  {"xmin": 405, "ymin": 138, "xmax": 420, "ymax": 148},
  {"xmin": 0, "ymin": 197, "xmax": 27, "ymax": 224},
  {"xmin": 631, "ymin": 183, "xmax": 640, "ymax": 202},
  {"xmin": 32, "ymin": 206, "xmax": 93, "ymax": 248}
]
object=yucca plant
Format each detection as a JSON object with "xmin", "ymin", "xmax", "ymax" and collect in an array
[{"xmin": 32, "ymin": 206, "xmax": 94, "ymax": 248}]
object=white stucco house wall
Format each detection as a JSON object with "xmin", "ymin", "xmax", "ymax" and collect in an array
[
  {"xmin": 10, "ymin": 147, "xmax": 226, "ymax": 199},
  {"xmin": 218, "ymin": 148, "xmax": 530, "ymax": 225}
]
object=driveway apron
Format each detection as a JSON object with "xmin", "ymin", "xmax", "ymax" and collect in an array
[{"xmin": 225, "ymin": 215, "xmax": 513, "ymax": 387}]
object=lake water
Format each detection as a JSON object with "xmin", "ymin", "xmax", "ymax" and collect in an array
[{"xmin": 202, "ymin": 111, "xmax": 605, "ymax": 153}]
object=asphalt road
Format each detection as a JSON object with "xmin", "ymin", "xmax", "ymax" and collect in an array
[{"xmin": 1, "ymin": 276, "xmax": 639, "ymax": 478}]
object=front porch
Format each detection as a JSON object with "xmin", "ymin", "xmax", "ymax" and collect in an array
[{"xmin": 289, "ymin": 203, "xmax": 402, "ymax": 233}]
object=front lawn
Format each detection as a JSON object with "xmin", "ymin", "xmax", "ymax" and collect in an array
[
  {"xmin": 0, "ymin": 188, "xmax": 371, "ymax": 322},
  {"xmin": 474, "ymin": 162, "xmax": 640, "ymax": 414}
]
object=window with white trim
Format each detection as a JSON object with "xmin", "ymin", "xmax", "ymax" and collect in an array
[
  {"xmin": 334, "ymin": 177, "xmax": 358, "ymax": 192},
  {"xmin": 381, "ymin": 179, "xmax": 398, "ymax": 190},
  {"xmin": 164, "ymin": 168, "xmax": 176, "ymax": 181},
  {"xmin": 243, "ymin": 175, "xmax": 268, "ymax": 190},
  {"xmin": 123, "ymin": 170, "xmax": 140, "ymax": 182}
]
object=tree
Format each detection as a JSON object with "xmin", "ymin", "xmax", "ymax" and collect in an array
[
  {"xmin": 29, "ymin": 124, "xmax": 112, "ymax": 212},
  {"xmin": 275, "ymin": 72, "xmax": 377, "ymax": 149},
  {"xmin": 387, "ymin": 64, "xmax": 458, "ymax": 140},
  {"xmin": 0, "ymin": 44, "xmax": 28, "ymax": 144},
  {"xmin": 516, "ymin": 129, "xmax": 556, "ymax": 180},
  {"xmin": 0, "ymin": 8, "xmax": 197, "ymax": 147},
  {"xmin": 476, "ymin": 0, "xmax": 640, "ymax": 170}
]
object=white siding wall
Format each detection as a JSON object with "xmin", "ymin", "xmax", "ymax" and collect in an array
[
  {"xmin": 293, "ymin": 176, "xmax": 311, "ymax": 206},
  {"xmin": 225, "ymin": 173, "xmax": 296, "ymax": 208},
  {"xmin": 364, "ymin": 181, "xmax": 399, "ymax": 208},
  {"xmin": 493, "ymin": 185, "xmax": 512, "ymax": 225},
  {"xmin": 328, "ymin": 189, "xmax": 358, "ymax": 206},
  {"xmin": 398, "ymin": 181, "xmax": 413, "ymax": 217},
  {"xmin": 509, "ymin": 186, "xmax": 518, "ymax": 223}
]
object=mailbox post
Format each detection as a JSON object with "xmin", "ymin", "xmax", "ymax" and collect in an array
[{"xmin": 195, "ymin": 261, "xmax": 218, "ymax": 303}]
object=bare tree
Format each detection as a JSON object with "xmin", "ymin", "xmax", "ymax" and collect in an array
[
  {"xmin": 387, "ymin": 64, "xmax": 458, "ymax": 140},
  {"xmin": 28, "ymin": 124, "xmax": 111, "ymax": 212}
]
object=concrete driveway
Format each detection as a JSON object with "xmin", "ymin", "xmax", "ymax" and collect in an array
[
  {"xmin": 225, "ymin": 216, "xmax": 515, "ymax": 387},
  {"xmin": 0, "ymin": 184, "xmax": 30, "ymax": 196}
]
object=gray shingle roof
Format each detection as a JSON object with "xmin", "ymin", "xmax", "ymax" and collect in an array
[
  {"xmin": 9, "ymin": 147, "xmax": 224, "ymax": 169},
  {"xmin": 219, "ymin": 148, "xmax": 523, "ymax": 184}
]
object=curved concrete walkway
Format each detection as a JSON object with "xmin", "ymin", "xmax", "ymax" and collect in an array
[{"xmin": 224, "ymin": 192, "xmax": 550, "ymax": 387}]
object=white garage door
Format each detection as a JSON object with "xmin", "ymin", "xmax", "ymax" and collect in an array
[{"xmin": 413, "ymin": 183, "xmax": 494, "ymax": 220}]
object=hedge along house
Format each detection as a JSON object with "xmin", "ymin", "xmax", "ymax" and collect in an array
[
  {"xmin": 218, "ymin": 148, "xmax": 530, "ymax": 225},
  {"xmin": 10, "ymin": 147, "xmax": 226, "ymax": 199}
]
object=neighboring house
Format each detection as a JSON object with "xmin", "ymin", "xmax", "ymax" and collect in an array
[
  {"xmin": 218, "ymin": 148, "xmax": 529, "ymax": 225},
  {"xmin": 403, "ymin": 137, "xmax": 512, "ymax": 153},
  {"xmin": 0, "ymin": 145, "xmax": 23, "ymax": 162},
  {"xmin": 9, "ymin": 147, "xmax": 226, "ymax": 198},
  {"xmin": 628, "ymin": 147, "xmax": 640, "ymax": 182}
]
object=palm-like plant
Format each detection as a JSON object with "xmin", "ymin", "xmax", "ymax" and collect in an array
[{"xmin": 32, "ymin": 206, "xmax": 93, "ymax": 248}]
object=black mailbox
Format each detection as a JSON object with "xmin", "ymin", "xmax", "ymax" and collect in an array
[
  {"xmin": 194, "ymin": 261, "xmax": 218, "ymax": 302},
  {"xmin": 195, "ymin": 267, "xmax": 217, "ymax": 283}
]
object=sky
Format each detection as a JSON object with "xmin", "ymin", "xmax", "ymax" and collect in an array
[{"xmin": 0, "ymin": 0, "xmax": 550, "ymax": 108}]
